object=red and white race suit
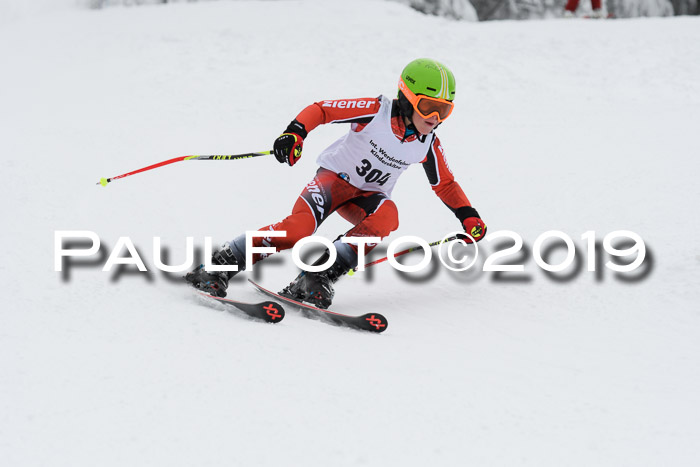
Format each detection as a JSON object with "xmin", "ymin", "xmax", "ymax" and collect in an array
[
  {"xmin": 316, "ymin": 95, "xmax": 432, "ymax": 196},
  {"xmin": 241, "ymin": 95, "xmax": 477, "ymax": 265}
]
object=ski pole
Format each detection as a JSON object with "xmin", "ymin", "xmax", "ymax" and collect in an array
[
  {"xmin": 349, "ymin": 235, "xmax": 461, "ymax": 274},
  {"xmin": 97, "ymin": 150, "xmax": 272, "ymax": 186}
]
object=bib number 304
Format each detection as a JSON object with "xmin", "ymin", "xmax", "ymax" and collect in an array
[{"xmin": 356, "ymin": 159, "xmax": 391, "ymax": 186}]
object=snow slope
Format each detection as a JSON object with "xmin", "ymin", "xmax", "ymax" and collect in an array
[{"xmin": 1, "ymin": 2, "xmax": 699, "ymax": 466}]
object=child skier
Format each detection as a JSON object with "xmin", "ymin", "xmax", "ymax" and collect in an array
[{"xmin": 186, "ymin": 58, "xmax": 486, "ymax": 308}]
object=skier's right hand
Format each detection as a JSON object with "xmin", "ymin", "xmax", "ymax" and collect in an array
[{"xmin": 273, "ymin": 133, "xmax": 303, "ymax": 166}]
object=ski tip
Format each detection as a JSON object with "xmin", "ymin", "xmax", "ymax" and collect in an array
[
  {"xmin": 360, "ymin": 313, "xmax": 388, "ymax": 333},
  {"xmin": 261, "ymin": 301, "xmax": 285, "ymax": 323}
]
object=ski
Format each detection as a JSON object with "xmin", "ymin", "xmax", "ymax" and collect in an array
[
  {"xmin": 247, "ymin": 279, "xmax": 388, "ymax": 333},
  {"xmin": 197, "ymin": 291, "xmax": 285, "ymax": 324}
]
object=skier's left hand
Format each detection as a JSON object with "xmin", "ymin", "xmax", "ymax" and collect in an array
[
  {"xmin": 461, "ymin": 217, "xmax": 486, "ymax": 243},
  {"xmin": 456, "ymin": 206, "xmax": 486, "ymax": 243}
]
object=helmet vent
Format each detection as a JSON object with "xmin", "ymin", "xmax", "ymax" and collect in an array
[{"xmin": 426, "ymin": 87, "xmax": 437, "ymax": 92}]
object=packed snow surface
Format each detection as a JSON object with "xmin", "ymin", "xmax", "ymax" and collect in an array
[{"xmin": 1, "ymin": 1, "xmax": 699, "ymax": 466}]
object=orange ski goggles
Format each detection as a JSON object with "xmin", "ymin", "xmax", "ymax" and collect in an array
[{"xmin": 399, "ymin": 77, "xmax": 454, "ymax": 122}]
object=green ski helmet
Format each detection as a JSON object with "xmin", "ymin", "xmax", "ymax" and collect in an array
[{"xmin": 398, "ymin": 58, "xmax": 456, "ymax": 121}]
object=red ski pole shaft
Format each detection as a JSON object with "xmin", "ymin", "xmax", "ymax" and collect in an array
[
  {"xmin": 97, "ymin": 150, "xmax": 272, "ymax": 186},
  {"xmin": 351, "ymin": 235, "xmax": 460, "ymax": 273}
]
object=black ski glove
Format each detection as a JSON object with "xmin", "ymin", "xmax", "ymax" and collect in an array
[
  {"xmin": 273, "ymin": 133, "xmax": 303, "ymax": 166},
  {"xmin": 273, "ymin": 120, "xmax": 308, "ymax": 167}
]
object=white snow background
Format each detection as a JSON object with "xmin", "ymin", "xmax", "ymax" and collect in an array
[{"xmin": 1, "ymin": 1, "xmax": 699, "ymax": 466}]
